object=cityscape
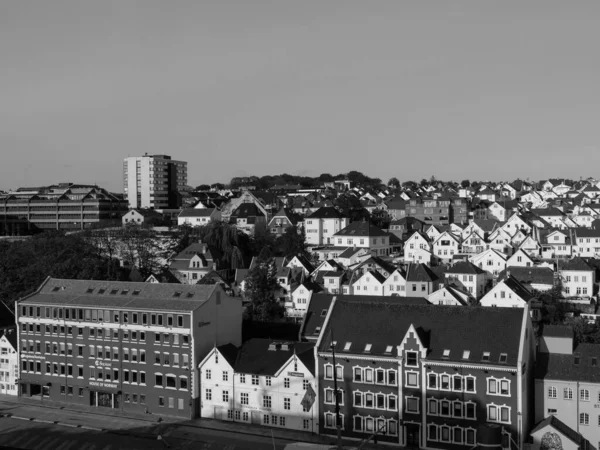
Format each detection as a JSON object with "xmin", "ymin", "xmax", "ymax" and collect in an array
[{"xmin": 2, "ymin": 2, "xmax": 600, "ymax": 450}]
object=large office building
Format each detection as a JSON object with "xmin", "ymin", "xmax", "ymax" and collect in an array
[
  {"xmin": 0, "ymin": 183, "xmax": 128, "ymax": 233},
  {"xmin": 123, "ymin": 154, "xmax": 187, "ymax": 209},
  {"xmin": 16, "ymin": 278, "xmax": 241, "ymax": 419}
]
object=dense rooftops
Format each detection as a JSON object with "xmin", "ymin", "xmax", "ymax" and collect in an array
[{"xmin": 334, "ymin": 221, "xmax": 388, "ymax": 237}]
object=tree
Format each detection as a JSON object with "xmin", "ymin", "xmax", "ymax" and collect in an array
[
  {"xmin": 461, "ymin": 180, "xmax": 471, "ymax": 188},
  {"xmin": 195, "ymin": 184, "xmax": 211, "ymax": 191},
  {"xmin": 402, "ymin": 180, "xmax": 417, "ymax": 190},
  {"xmin": 244, "ymin": 257, "xmax": 284, "ymax": 322},
  {"xmin": 275, "ymin": 225, "xmax": 308, "ymax": 258},
  {"xmin": 388, "ymin": 177, "xmax": 400, "ymax": 188}
]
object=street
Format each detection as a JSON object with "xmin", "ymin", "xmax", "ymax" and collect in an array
[{"xmin": 0, "ymin": 400, "xmax": 291, "ymax": 450}]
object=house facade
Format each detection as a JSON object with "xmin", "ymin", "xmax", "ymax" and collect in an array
[
  {"xmin": 0, "ymin": 330, "xmax": 18, "ymax": 396},
  {"xmin": 315, "ymin": 299, "xmax": 535, "ymax": 449},
  {"xmin": 304, "ymin": 207, "xmax": 350, "ymax": 246}
]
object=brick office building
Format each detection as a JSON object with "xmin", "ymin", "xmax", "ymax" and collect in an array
[
  {"xmin": 16, "ymin": 278, "xmax": 241, "ymax": 419},
  {"xmin": 315, "ymin": 298, "xmax": 535, "ymax": 448}
]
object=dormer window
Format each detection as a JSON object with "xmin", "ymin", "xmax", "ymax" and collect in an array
[
  {"xmin": 499, "ymin": 353, "xmax": 508, "ymax": 364},
  {"xmin": 343, "ymin": 342, "xmax": 352, "ymax": 351},
  {"xmin": 482, "ymin": 352, "xmax": 490, "ymax": 362},
  {"xmin": 313, "ymin": 326, "xmax": 321, "ymax": 335},
  {"xmin": 442, "ymin": 349, "xmax": 450, "ymax": 358},
  {"xmin": 462, "ymin": 350, "xmax": 470, "ymax": 360},
  {"xmin": 364, "ymin": 344, "xmax": 372, "ymax": 353},
  {"xmin": 574, "ymin": 354, "xmax": 580, "ymax": 365}
]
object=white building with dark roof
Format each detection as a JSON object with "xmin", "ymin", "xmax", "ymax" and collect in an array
[
  {"xmin": 0, "ymin": 329, "xmax": 18, "ymax": 396},
  {"xmin": 177, "ymin": 208, "xmax": 221, "ymax": 227},
  {"xmin": 198, "ymin": 339, "xmax": 316, "ymax": 432},
  {"xmin": 303, "ymin": 207, "xmax": 350, "ymax": 246}
]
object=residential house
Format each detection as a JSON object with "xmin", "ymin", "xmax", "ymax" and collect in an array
[
  {"xmin": 470, "ymin": 249, "xmax": 508, "ymax": 280},
  {"xmin": 315, "ymin": 298, "xmax": 535, "ymax": 448},
  {"xmin": 535, "ymin": 326, "xmax": 599, "ymax": 448},
  {"xmin": 506, "ymin": 249, "xmax": 535, "ymax": 268},
  {"xmin": 220, "ymin": 189, "xmax": 270, "ymax": 223},
  {"xmin": 177, "ymin": 208, "xmax": 222, "ymax": 227},
  {"xmin": 321, "ymin": 272, "xmax": 347, "ymax": 295},
  {"xmin": 285, "ymin": 255, "xmax": 315, "ymax": 278},
  {"xmin": 198, "ymin": 340, "xmax": 316, "ymax": 432},
  {"xmin": 351, "ymin": 270, "xmax": 387, "ymax": 296},
  {"xmin": 540, "ymin": 230, "xmax": 573, "ymax": 259},
  {"xmin": 488, "ymin": 200, "xmax": 519, "ymax": 222},
  {"xmin": 122, "ymin": 209, "xmax": 165, "ymax": 227},
  {"xmin": 461, "ymin": 219, "xmax": 501, "ymax": 241},
  {"xmin": 382, "ymin": 268, "xmax": 408, "ymax": 297},
  {"xmin": 304, "ymin": 207, "xmax": 350, "ymax": 246},
  {"xmin": 333, "ymin": 221, "xmax": 392, "ymax": 257},
  {"xmin": 335, "ymin": 247, "xmax": 371, "ymax": 268},
  {"xmin": 229, "ymin": 203, "xmax": 267, "ymax": 235},
  {"xmin": 404, "ymin": 263, "xmax": 440, "ymax": 297},
  {"xmin": 518, "ymin": 236, "xmax": 541, "ymax": 258},
  {"xmin": 0, "ymin": 329, "xmax": 18, "ymax": 396},
  {"xmin": 529, "ymin": 415, "xmax": 590, "ymax": 450},
  {"xmin": 573, "ymin": 228, "xmax": 600, "ymax": 258},
  {"xmin": 531, "ymin": 208, "xmax": 568, "ymax": 229},
  {"xmin": 404, "ymin": 232, "xmax": 432, "ymax": 264},
  {"xmin": 388, "ymin": 217, "xmax": 425, "ymax": 241},
  {"xmin": 501, "ymin": 213, "xmax": 532, "ymax": 238},
  {"xmin": 385, "ymin": 197, "xmax": 407, "ymax": 221},
  {"xmin": 479, "ymin": 276, "xmax": 534, "ymax": 308},
  {"xmin": 497, "ymin": 267, "xmax": 555, "ymax": 293},
  {"xmin": 461, "ymin": 230, "xmax": 487, "ymax": 255},
  {"xmin": 487, "ymin": 228, "xmax": 514, "ymax": 255},
  {"xmin": 559, "ymin": 257, "xmax": 595, "ymax": 299},
  {"xmin": 286, "ymin": 281, "xmax": 323, "ymax": 320},
  {"xmin": 431, "ymin": 231, "xmax": 461, "ymax": 264},
  {"xmin": 445, "ymin": 262, "xmax": 487, "ymax": 299},
  {"xmin": 268, "ymin": 208, "xmax": 301, "ymax": 236},
  {"xmin": 169, "ymin": 242, "xmax": 220, "ymax": 284},
  {"xmin": 427, "ymin": 284, "xmax": 471, "ymax": 306}
]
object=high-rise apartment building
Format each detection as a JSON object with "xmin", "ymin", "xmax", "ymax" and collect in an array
[{"xmin": 123, "ymin": 154, "xmax": 187, "ymax": 209}]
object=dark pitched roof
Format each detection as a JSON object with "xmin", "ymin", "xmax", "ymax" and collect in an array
[
  {"xmin": 574, "ymin": 228, "xmax": 600, "ymax": 238},
  {"xmin": 530, "ymin": 415, "xmax": 585, "ymax": 445},
  {"xmin": 216, "ymin": 343, "xmax": 238, "ymax": 368},
  {"xmin": 234, "ymin": 339, "xmax": 315, "ymax": 376},
  {"xmin": 306, "ymin": 207, "xmax": 347, "ymax": 219},
  {"xmin": 536, "ymin": 343, "xmax": 600, "ymax": 383},
  {"xmin": 178, "ymin": 208, "xmax": 217, "ymax": 218},
  {"xmin": 446, "ymin": 261, "xmax": 486, "ymax": 275},
  {"xmin": 320, "ymin": 301, "xmax": 525, "ymax": 365},
  {"xmin": 560, "ymin": 257, "xmax": 593, "ymax": 272},
  {"xmin": 338, "ymin": 247, "xmax": 366, "ymax": 259},
  {"xmin": 500, "ymin": 276, "xmax": 534, "ymax": 301},
  {"xmin": 498, "ymin": 267, "xmax": 554, "ymax": 286},
  {"xmin": 542, "ymin": 324, "xmax": 573, "ymax": 338},
  {"xmin": 0, "ymin": 328, "xmax": 17, "ymax": 348},
  {"xmin": 334, "ymin": 221, "xmax": 388, "ymax": 237},
  {"xmin": 231, "ymin": 203, "xmax": 265, "ymax": 218},
  {"xmin": 0, "ymin": 301, "xmax": 15, "ymax": 329},
  {"xmin": 405, "ymin": 263, "xmax": 439, "ymax": 283},
  {"xmin": 355, "ymin": 256, "xmax": 397, "ymax": 275}
]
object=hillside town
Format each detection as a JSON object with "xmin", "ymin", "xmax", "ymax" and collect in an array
[{"xmin": 1, "ymin": 154, "xmax": 600, "ymax": 449}]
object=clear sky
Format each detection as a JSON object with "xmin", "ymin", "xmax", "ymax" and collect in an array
[{"xmin": 1, "ymin": 1, "xmax": 599, "ymax": 192}]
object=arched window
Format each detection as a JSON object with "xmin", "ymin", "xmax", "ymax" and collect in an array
[
  {"xmin": 580, "ymin": 389, "xmax": 590, "ymax": 401},
  {"xmin": 564, "ymin": 387, "xmax": 573, "ymax": 400},
  {"xmin": 580, "ymin": 413, "xmax": 589, "ymax": 425},
  {"xmin": 547, "ymin": 386, "xmax": 557, "ymax": 398}
]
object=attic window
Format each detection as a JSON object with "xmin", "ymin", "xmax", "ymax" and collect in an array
[
  {"xmin": 110, "ymin": 289, "xmax": 119, "ymax": 295},
  {"xmin": 343, "ymin": 342, "xmax": 352, "ymax": 351},
  {"xmin": 462, "ymin": 350, "xmax": 470, "ymax": 360},
  {"xmin": 121, "ymin": 289, "xmax": 129, "ymax": 295},
  {"xmin": 442, "ymin": 349, "xmax": 450, "ymax": 358},
  {"xmin": 173, "ymin": 292, "xmax": 182, "ymax": 298},
  {"xmin": 385, "ymin": 345, "xmax": 393, "ymax": 354},
  {"xmin": 320, "ymin": 309, "xmax": 328, "ymax": 317},
  {"xmin": 574, "ymin": 354, "xmax": 580, "ymax": 365},
  {"xmin": 86, "ymin": 288, "xmax": 94, "ymax": 294},
  {"xmin": 98, "ymin": 289, "xmax": 106, "ymax": 294},
  {"xmin": 482, "ymin": 352, "xmax": 490, "ymax": 362},
  {"xmin": 132, "ymin": 290, "xmax": 141, "ymax": 296},
  {"xmin": 364, "ymin": 344, "xmax": 372, "ymax": 353},
  {"xmin": 499, "ymin": 353, "xmax": 508, "ymax": 364},
  {"xmin": 592, "ymin": 357, "xmax": 597, "ymax": 367}
]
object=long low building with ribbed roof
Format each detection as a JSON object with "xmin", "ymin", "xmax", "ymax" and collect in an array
[{"xmin": 15, "ymin": 277, "xmax": 242, "ymax": 419}]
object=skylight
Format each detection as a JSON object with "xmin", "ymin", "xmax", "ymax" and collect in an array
[
  {"xmin": 320, "ymin": 309, "xmax": 328, "ymax": 317},
  {"xmin": 499, "ymin": 353, "xmax": 507, "ymax": 363},
  {"xmin": 98, "ymin": 288, "xmax": 106, "ymax": 294},
  {"xmin": 121, "ymin": 289, "xmax": 129, "ymax": 295},
  {"xmin": 313, "ymin": 326, "xmax": 321, "ymax": 335},
  {"xmin": 364, "ymin": 344, "xmax": 372, "ymax": 353},
  {"xmin": 385, "ymin": 345, "xmax": 393, "ymax": 354},
  {"xmin": 52, "ymin": 287, "xmax": 60, "ymax": 292},
  {"xmin": 344, "ymin": 342, "xmax": 352, "ymax": 351},
  {"xmin": 482, "ymin": 352, "xmax": 490, "ymax": 362},
  {"xmin": 186, "ymin": 292, "xmax": 194, "ymax": 298},
  {"xmin": 173, "ymin": 292, "xmax": 182, "ymax": 298},
  {"xmin": 442, "ymin": 349, "xmax": 450, "ymax": 358},
  {"xmin": 110, "ymin": 289, "xmax": 119, "ymax": 295},
  {"xmin": 462, "ymin": 350, "xmax": 470, "ymax": 360},
  {"xmin": 132, "ymin": 290, "xmax": 141, "ymax": 296},
  {"xmin": 86, "ymin": 288, "xmax": 94, "ymax": 294}
]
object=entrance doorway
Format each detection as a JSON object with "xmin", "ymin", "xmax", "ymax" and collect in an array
[{"xmin": 406, "ymin": 424, "xmax": 420, "ymax": 447}]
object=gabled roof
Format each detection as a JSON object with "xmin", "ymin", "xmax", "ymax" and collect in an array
[
  {"xmin": 446, "ymin": 261, "xmax": 486, "ymax": 275},
  {"xmin": 405, "ymin": 263, "xmax": 439, "ymax": 282},
  {"xmin": 530, "ymin": 416, "xmax": 585, "ymax": 445},
  {"xmin": 536, "ymin": 343, "xmax": 600, "ymax": 383},
  {"xmin": 319, "ymin": 300, "xmax": 525, "ymax": 365},
  {"xmin": 356, "ymin": 270, "xmax": 386, "ymax": 284},
  {"xmin": 306, "ymin": 207, "xmax": 347, "ymax": 219},
  {"xmin": 337, "ymin": 247, "xmax": 367, "ymax": 259},
  {"xmin": 560, "ymin": 257, "xmax": 592, "ymax": 272},
  {"xmin": 0, "ymin": 301, "xmax": 15, "ymax": 329},
  {"xmin": 498, "ymin": 267, "xmax": 554, "ymax": 286},
  {"xmin": 0, "ymin": 328, "xmax": 17, "ymax": 349},
  {"xmin": 231, "ymin": 203, "xmax": 265, "ymax": 218},
  {"xmin": 574, "ymin": 227, "xmax": 600, "ymax": 238},
  {"xmin": 178, "ymin": 208, "xmax": 218, "ymax": 218},
  {"xmin": 234, "ymin": 339, "xmax": 315, "ymax": 376},
  {"xmin": 498, "ymin": 276, "xmax": 534, "ymax": 302},
  {"xmin": 334, "ymin": 221, "xmax": 388, "ymax": 237},
  {"xmin": 216, "ymin": 343, "xmax": 239, "ymax": 368}
]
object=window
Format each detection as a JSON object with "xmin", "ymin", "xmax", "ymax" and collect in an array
[
  {"xmin": 406, "ymin": 351, "xmax": 418, "ymax": 367},
  {"xmin": 324, "ymin": 364, "xmax": 333, "ymax": 380},
  {"xmin": 388, "ymin": 370, "xmax": 397, "ymax": 386},
  {"xmin": 155, "ymin": 374, "xmax": 163, "ymax": 387},
  {"xmin": 263, "ymin": 396, "xmax": 272, "ymax": 408},
  {"xmin": 428, "ymin": 373, "xmax": 438, "ymax": 389},
  {"xmin": 405, "ymin": 397, "xmax": 419, "ymax": 413},
  {"xmin": 548, "ymin": 386, "xmax": 557, "ymax": 399},
  {"xmin": 222, "ymin": 371, "xmax": 228, "ymax": 381},
  {"xmin": 465, "ymin": 376, "xmax": 475, "ymax": 393},
  {"xmin": 488, "ymin": 405, "xmax": 510, "ymax": 423},
  {"xmin": 405, "ymin": 371, "xmax": 418, "ymax": 387},
  {"xmin": 284, "ymin": 398, "xmax": 290, "ymax": 410},
  {"xmin": 428, "ymin": 424, "xmax": 438, "ymax": 441},
  {"xmin": 580, "ymin": 413, "xmax": 589, "ymax": 426},
  {"xmin": 222, "ymin": 390, "xmax": 229, "ymax": 402},
  {"xmin": 266, "ymin": 376, "xmax": 272, "ymax": 386},
  {"xmin": 440, "ymin": 374, "xmax": 450, "ymax": 390},
  {"xmin": 564, "ymin": 387, "xmax": 573, "ymax": 400},
  {"xmin": 581, "ymin": 389, "xmax": 590, "ymax": 401},
  {"xmin": 353, "ymin": 367, "xmax": 362, "ymax": 382},
  {"xmin": 205, "ymin": 369, "xmax": 211, "ymax": 380},
  {"xmin": 240, "ymin": 393, "xmax": 248, "ymax": 405},
  {"xmin": 205, "ymin": 389, "xmax": 212, "ymax": 400},
  {"xmin": 465, "ymin": 402, "xmax": 476, "ymax": 419},
  {"xmin": 284, "ymin": 378, "xmax": 290, "ymax": 388},
  {"xmin": 252, "ymin": 375, "xmax": 259, "ymax": 385}
]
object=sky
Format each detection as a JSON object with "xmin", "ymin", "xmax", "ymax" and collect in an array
[{"xmin": 1, "ymin": 1, "xmax": 600, "ymax": 192}]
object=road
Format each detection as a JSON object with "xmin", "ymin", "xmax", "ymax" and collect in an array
[{"xmin": 0, "ymin": 400, "xmax": 291, "ymax": 450}]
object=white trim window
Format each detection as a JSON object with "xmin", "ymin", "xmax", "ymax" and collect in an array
[
  {"xmin": 465, "ymin": 428, "xmax": 477, "ymax": 445},
  {"xmin": 324, "ymin": 412, "xmax": 344, "ymax": 429},
  {"xmin": 440, "ymin": 399, "xmax": 451, "ymax": 417},
  {"xmin": 428, "ymin": 398, "xmax": 438, "ymax": 415},
  {"xmin": 405, "ymin": 351, "xmax": 418, "ymax": 367},
  {"xmin": 487, "ymin": 377, "xmax": 510, "ymax": 396},
  {"xmin": 440, "ymin": 425, "xmax": 451, "ymax": 443},
  {"xmin": 324, "ymin": 388, "xmax": 343, "ymax": 405},
  {"xmin": 453, "ymin": 426, "xmax": 463, "ymax": 444},
  {"xmin": 405, "ymin": 370, "xmax": 419, "ymax": 388},
  {"xmin": 580, "ymin": 389, "xmax": 590, "ymax": 402},
  {"xmin": 580, "ymin": 413, "xmax": 589, "ymax": 426},
  {"xmin": 440, "ymin": 373, "xmax": 451, "ymax": 390},
  {"xmin": 387, "ymin": 369, "xmax": 397, "ymax": 386},
  {"xmin": 428, "ymin": 424, "xmax": 438, "ymax": 441},
  {"xmin": 548, "ymin": 386, "xmax": 557, "ymax": 399},
  {"xmin": 387, "ymin": 394, "xmax": 397, "ymax": 411},
  {"xmin": 405, "ymin": 396, "xmax": 419, "ymax": 414},
  {"xmin": 427, "ymin": 373, "xmax": 438, "ymax": 390},
  {"xmin": 465, "ymin": 401, "xmax": 477, "ymax": 420},
  {"xmin": 564, "ymin": 387, "xmax": 573, "ymax": 400},
  {"xmin": 488, "ymin": 404, "xmax": 511, "ymax": 424},
  {"xmin": 465, "ymin": 375, "xmax": 476, "ymax": 393}
]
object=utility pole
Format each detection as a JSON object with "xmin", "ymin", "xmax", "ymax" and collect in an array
[{"xmin": 330, "ymin": 329, "xmax": 342, "ymax": 450}]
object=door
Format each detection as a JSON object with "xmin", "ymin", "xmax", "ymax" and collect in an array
[
  {"xmin": 406, "ymin": 424, "xmax": 420, "ymax": 447},
  {"xmin": 98, "ymin": 392, "xmax": 112, "ymax": 408}
]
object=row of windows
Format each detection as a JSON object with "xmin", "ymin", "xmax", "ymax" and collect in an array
[
  {"xmin": 350, "ymin": 391, "xmax": 397, "ymax": 411},
  {"xmin": 155, "ymin": 373, "xmax": 188, "ymax": 390},
  {"xmin": 20, "ymin": 306, "xmax": 186, "ymax": 328},
  {"xmin": 352, "ymin": 416, "xmax": 398, "ymax": 436},
  {"xmin": 428, "ymin": 424, "xmax": 476, "ymax": 446},
  {"xmin": 427, "ymin": 398, "xmax": 477, "ymax": 419},
  {"xmin": 351, "ymin": 366, "xmax": 397, "ymax": 386},
  {"xmin": 549, "ymin": 387, "xmax": 598, "ymax": 401}
]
